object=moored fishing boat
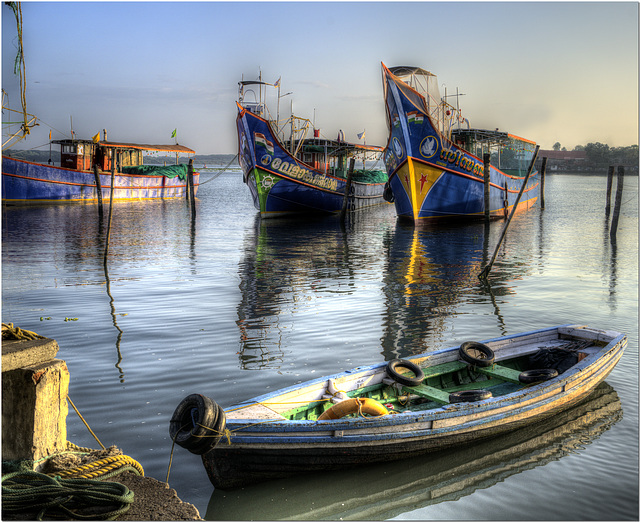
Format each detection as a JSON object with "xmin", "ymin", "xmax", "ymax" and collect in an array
[
  {"xmin": 2, "ymin": 136, "xmax": 199, "ymax": 204},
  {"xmin": 237, "ymin": 74, "xmax": 388, "ymax": 217},
  {"xmin": 170, "ymin": 324, "xmax": 626, "ymax": 489},
  {"xmin": 381, "ymin": 63, "xmax": 539, "ymax": 224}
]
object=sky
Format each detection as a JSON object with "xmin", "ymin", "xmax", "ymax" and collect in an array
[{"xmin": 2, "ymin": 1, "xmax": 638, "ymax": 155}]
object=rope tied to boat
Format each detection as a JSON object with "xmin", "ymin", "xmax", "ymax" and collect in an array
[
  {"xmin": 197, "ymin": 154, "xmax": 239, "ymax": 186},
  {"xmin": 2, "ymin": 322, "xmax": 45, "ymax": 341}
]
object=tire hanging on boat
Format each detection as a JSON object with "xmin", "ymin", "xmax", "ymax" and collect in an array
[
  {"xmin": 170, "ymin": 394, "xmax": 226, "ymax": 455},
  {"xmin": 317, "ymin": 397, "xmax": 388, "ymax": 420},
  {"xmin": 518, "ymin": 368, "xmax": 558, "ymax": 384},
  {"xmin": 458, "ymin": 342, "xmax": 495, "ymax": 367},
  {"xmin": 449, "ymin": 389, "xmax": 492, "ymax": 403},
  {"xmin": 386, "ymin": 359, "xmax": 425, "ymax": 387}
]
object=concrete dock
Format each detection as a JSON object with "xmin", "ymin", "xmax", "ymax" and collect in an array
[{"xmin": 2, "ymin": 329, "xmax": 202, "ymax": 520}]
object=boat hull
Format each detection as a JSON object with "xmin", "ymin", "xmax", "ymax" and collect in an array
[
  {"xmin": 382, "ymin": 64, "xmax": 539, "ymax": 224},
  {"xmin": 2, "ymin": 157, "xmax": 199, "ymax": 204},
  {"xmin": 237, "ymin": 107, "xmax": 387, "ymax": 218},
  {"xmin": 201, "ymin": 325, "xmax": 626, "ymax": 489}
]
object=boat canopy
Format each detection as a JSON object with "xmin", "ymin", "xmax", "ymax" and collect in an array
[{"xmin": 52, "ymin": 139, "xmax": 195, "ymax": 154}]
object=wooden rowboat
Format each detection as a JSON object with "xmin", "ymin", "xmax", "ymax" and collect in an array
[{"xmin": 170, "ymin": 324, "xmax": 626, "ymax": 489}]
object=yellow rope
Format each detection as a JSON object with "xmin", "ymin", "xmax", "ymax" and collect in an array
[
  {"xmin": 2, "ymin": 322, "xmax": 44, "ymax": 341},
  {"xmin": 51, "ymin": 455, "xmax": 144, "ymax": 479},
  {"xmin": 67, "ymin": 397, "xmax": 105, "ymax": 450}
]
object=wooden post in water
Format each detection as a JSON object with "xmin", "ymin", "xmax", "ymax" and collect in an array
[
  {"xmin": 483, "ymin": 153, "xmax": 491, "ymax": 221},
  {"xmin": 605, "ymin": 165, "xmax": 614, "ymax": 217},
  {"xmin": 104, "ymin": 150, "xmax": 117, "ymax": 266},
  {"xmin": 540, "ymin": 157, "xmax": 547, "ymax": 209},
  {"xmin": 340, "ymin": 158, "xmax": 356, "ymax": 222},
  {"xmin": 187, "ymin": 159, "xmax": 196, "ymax": 217},
  {"xmin": 610, "ymin": 166, "xmax": 624, "ymax": 240},
  {"xmin": 479, "ymin": 145, "xmax": 539, "ymax": 280},
  {"xmin": 92, "ymin": 164, "xmax": 104, "ymax": 220}
]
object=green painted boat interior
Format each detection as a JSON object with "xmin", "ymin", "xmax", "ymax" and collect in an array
[{"xmin": 282, "ymin": 356, "xmax": 532, "ymax": 421}]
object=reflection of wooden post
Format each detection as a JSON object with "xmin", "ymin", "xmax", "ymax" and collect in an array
[
  {"xmin": 104, "ymin": 150, "xmax": 116, "ymax": 265},
  {"xmin": 605, "ymin": 165, "xmax": 614, "ymax": 217},
  {"xmin": 93, "ymin": 164, "xmax": 104, "ymax": 219},
  {"xmin": 610, "ymin": 166, "xmax": 624, "ymax": 240},
  {"xmin": 187, "ymin": 159, "xmax": 196, "ymax": 217},
  {"xmin": 483, "ymin": 153, "xmax": 490, "ymax": 221},
  {"xmin": 340, "ymin": 158, "xmax": 355, "ymax": 222},
  {"xmin": 540, "ymin": 157, "xmax": 547, "ymax": 209}
]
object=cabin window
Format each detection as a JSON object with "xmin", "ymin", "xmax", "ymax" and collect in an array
[{"xmin": 62, "ymin": 144, "xmax": 76, "ymax": 154}]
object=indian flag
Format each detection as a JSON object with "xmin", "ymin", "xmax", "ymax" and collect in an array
[
  {"xmin": 254, "ymin": 132, "xmax": 274, "ymax": 154},
  {"xmin": 408, "ymin": 111, "xmax": 424, "ymax": 124},
  {"xmin": 392, "ymin": 115, "xmax": 400, "ymax": 127}
]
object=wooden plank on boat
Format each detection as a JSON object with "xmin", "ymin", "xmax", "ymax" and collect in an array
[
  {"xmin": 405, "ymin": 384, "xmax": 451, "ymax": 404},
  {"xmin": 228, "ymin": 402, "xmax": 287, "ymax": 421},
  {"xmin": 421, "ymin": 360, "xmax": 467, "ymax": 378},
  {"xmin": 476, "ymin": 365, "xmax": 522, "ymax": 384}
]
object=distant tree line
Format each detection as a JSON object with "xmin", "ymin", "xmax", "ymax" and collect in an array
[{"xmin": 552, "ymin": 141, "xmax": 638, "ymax": 168}]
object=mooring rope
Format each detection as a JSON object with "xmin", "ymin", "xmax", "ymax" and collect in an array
[
  {"xmin": 1, "ymin": 470, "xmax": 134, "ymax": 520},
  {"xmin": 197, "ymin": 154, "xmax": 239, "ymax": 186},
  {"xmin": 2, "ymin": 322, "xmax": 45, "ymax": 341}
]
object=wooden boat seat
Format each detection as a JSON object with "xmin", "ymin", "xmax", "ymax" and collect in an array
[
  {"xmin": 421, "ymin": 360, "xmax": 468, "ymax": 378},
  {"xmin": 403, "ymin": 384, "xmax": 451, "ymax": 404},
  {"xmin": 476, "ymin": 364, "xmax": 523, "ymax": 384}
]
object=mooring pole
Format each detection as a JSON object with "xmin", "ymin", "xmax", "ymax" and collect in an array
[
  {"xmin": 104, "ymin": 150, "xmax": 117, "ymax": 266},
  {"xmin": 93, "ymin": 164, "xmax": 104, "ymax": 220},
  {"xmin": 479, "ymin": 145, "xmax": 539, "ymax": 280},
  {"xmin": 483, "ymin": 153, "xmax": 491, "ymax": 221},
  {"xmin": 340, "ymin": 157, "xmax": 355, "ymax": 222},
  {"xmin": 610, "ymin": 165, "xmax": 624, "ymax": 240},
  {"xmin": 540, "ymin": 157, "xmax": 547, "ymax": 210},
  {"xmin": 187, "ymin": 158, "xmax": 196, "ymax": 217},
  {"xmin": 605, "ymin": 165, "xmax": 614, "ymax": 217}
]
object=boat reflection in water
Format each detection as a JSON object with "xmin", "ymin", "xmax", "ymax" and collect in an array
[{"xmin": 206, "ymin": 382, "xmax": 621, "ymax": 521}]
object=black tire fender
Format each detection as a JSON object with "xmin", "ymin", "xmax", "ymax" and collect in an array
[
  {"xmin": 449, "ymin": 389, "xmax": 493, "ymax": 403},
  {"xmin": 386, "ymin": 359, "xmax": 425, "ymax": 387},
  {"xmin": 519, "ymin": 368, "xmax": 558, "ymax": 384},
  {"xmin": 170, "ymin": 394, "xmax": 223, "ymax": 455},
  {"xmin": 459, "ymin": 341, "xmax": 495, "ymax": 367}
]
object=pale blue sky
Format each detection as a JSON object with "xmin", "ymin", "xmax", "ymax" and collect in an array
[{"xmin": 2, "ymin": 1, "xmax": 638, "ymax": 154}]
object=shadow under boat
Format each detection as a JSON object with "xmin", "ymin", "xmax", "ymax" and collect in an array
[{"xmin": 206, "ymin": 381, "xmax": 621, "ymax": 521}]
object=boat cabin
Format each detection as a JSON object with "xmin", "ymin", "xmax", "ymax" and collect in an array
[{"xmin": 52, "ymin": 139, "xmax": 195, "ymax": 172}]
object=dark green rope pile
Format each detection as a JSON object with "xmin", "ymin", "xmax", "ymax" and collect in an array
[{"xmin": 2, "ymin": 471, "xmax": 134, "ymax": 520}]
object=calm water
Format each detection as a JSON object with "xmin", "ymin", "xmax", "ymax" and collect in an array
[{"xmin": 2, "ymin": 171, "xmax": 638, "ymax": 520}]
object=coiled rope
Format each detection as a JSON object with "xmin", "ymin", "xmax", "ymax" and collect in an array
[
  {"xmin": 2, "ymin": 322, "xmax": 45, "ymax": 341},
  {"xmin": 2, "ymin": 471, "xmax": 134, "ymax": 520}
]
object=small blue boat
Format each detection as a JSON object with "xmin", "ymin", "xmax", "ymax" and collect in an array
[
  {"xmin": 171, "ymin": 324, "xmax": 626, "ymax": 489},
  {"xmin": 236, "ymin": 74, "xmax": 388, "ymax": 218},
  {"xmin": 381, "ymin": 63, "xmax": 539, "ymax": 224},
  {"xmin": 2, "ymin": 138, "xmax": 198, "ymax": 204}
]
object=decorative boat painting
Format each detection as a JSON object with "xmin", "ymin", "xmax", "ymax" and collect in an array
[
  {"xmin": 170, "ymin": 324, "xmax": 626, "ymax": 489},
  {"xmin": 381, "ymin": 63, "xmax": 539, "ymax": 224},
  {"xmin": 236, "ymin": 74, "xmax": 388, "ymax": 218},
  {"xmin": 2, "ymin": 137, "xmax": 199, "ymax": 204}
]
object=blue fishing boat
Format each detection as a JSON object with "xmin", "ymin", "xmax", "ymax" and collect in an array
[
  {"xmin": 171, "ymin": 324, "xmax": 626, "ymax": 489},
  {"xmin": 2, "ymin": 138, "xmax": 199, "ymax": 204},
  {"xmin": 237, "ymin": 74, "xmax": 388, "ymax": 218},
  {"xmin": 381, "ymin": 63, "xmax": 539, "ymax": 224}
]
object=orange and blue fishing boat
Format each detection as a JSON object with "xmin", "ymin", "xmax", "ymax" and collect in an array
[
  {"xmin": 381, "ymin": 63, "xmax": 539, "ymax": 225},
  {"xmin": 2, "ymin": 136, "xmax": 198, "ymax": 204},
  {"xmin": 237, "ymin": 74, "xmax": 388, "ymax": 218}
]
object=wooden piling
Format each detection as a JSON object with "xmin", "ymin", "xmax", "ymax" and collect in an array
[
  {"xmin": 187, "ymin": 159, "xmax": 196, "ymax": 217},
  {"xmin": 540, "ymin": 157, "xmax": 547, "ymax": 209},
  {"xmin": 605, "ymin": 165, "xmax": 614, "ymax": 217},
  {"xmin": 610, "ymin": 165, "xmax": 624, "ymax": 240},
  {"xmin": 483, "ymin": 153, "xmax": 491, "ymax": 221},
  {"xmin": 93, "ymin": 164, "xmax": 104, "ymax": 219},
  {"xmin": 340, "ymin": 158, "xmax": 355, "ymax": 222}
]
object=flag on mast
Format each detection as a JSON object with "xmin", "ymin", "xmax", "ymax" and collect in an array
[
  {"xmin": 171, "ymin": 129, "xmax": 177, "ymax": 138},
  {"xmin": 357, "ymin": 130, "xmax": 365, "ymax": 140}
]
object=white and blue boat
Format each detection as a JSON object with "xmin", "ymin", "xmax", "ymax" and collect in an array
[
  {"xmin": 2, "ymin": 138, "xmax": 198, "ymax": 204},
  {"xmin": 170, "ymin": 324, "xmax": 626, "ymax": 489}
]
